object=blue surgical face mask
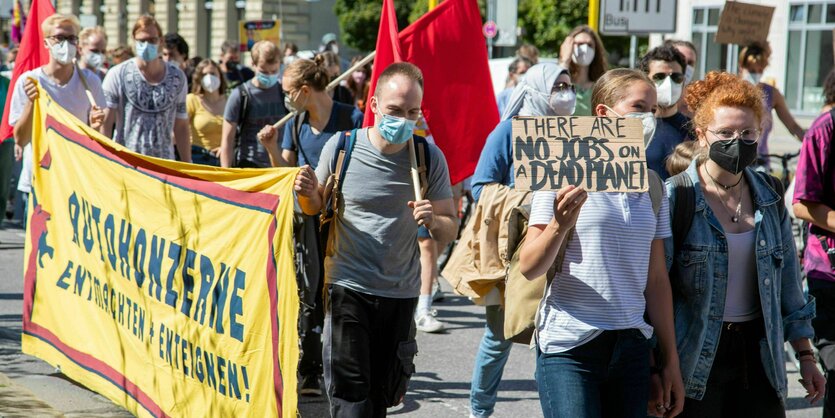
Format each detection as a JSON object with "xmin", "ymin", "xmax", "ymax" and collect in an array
[
  {"xmin": 256, "ymin": 72, "xmax": 279, "ymax": 89},
  {"xmin": 135, "ymin": 41, "xmax": 158, "ymax": 62},
  {"xmin": 376, "ymin": 112, "xmax": 417, "ymax": 144}
]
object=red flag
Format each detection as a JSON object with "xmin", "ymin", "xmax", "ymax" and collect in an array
[
  {"xmin": 399, "ymin": 0, "xmax": 498, "ymax": 184},
  {"xmin": 0, "ymin": 0, "xmax": 55, "ymax": 140},
  {"xmin": 362, "ymin": 0, "xmax": 403, "ymax": 128}
]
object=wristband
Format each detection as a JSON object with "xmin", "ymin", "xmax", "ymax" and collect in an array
[{"xmin": 795, "ymin": 349, "xmax": 816, "ymax": 361}]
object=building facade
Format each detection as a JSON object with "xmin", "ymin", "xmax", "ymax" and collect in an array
[
  {"xmin": 656, "ymin": 0, "xmax": 833, "ymax": 115},
  {"xmin": 51, "ymin": 0, "xmax": 345, "ymax": 64}
]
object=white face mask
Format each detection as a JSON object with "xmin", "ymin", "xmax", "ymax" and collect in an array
[
  {"xmin": 49, "ymin": 40, "xmax": 76, "ymax": 65},
  {"xmin": 606, "ymin": 105, "xmax": 657, "ymax": 147},
  {"xmin": 84, "ymin": 52, "xmax": 104, "ymax": 69},
  {"xmin": 201, "ymin": 74, "xmax": 221, "ymax": 93},
  {"xmin": 549, "ymin": 90, "xmax": 576, "ymax": 116},
  {"xmin": 684, "ymin": 65, "xmax": 695, "ymax": 85},
  {"xmin": 745, "ymin": 72, "xmax": 763, "ymax": 85},
  {"xmin": 572, "ymin": 44, "xmax": 595, "ymax": 67},
  {"xmin": 655, "ymin": 76, "xmax": 683, "ymax": 108}
]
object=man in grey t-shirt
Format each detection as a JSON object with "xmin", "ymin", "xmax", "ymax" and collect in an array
[
  {"xmin": 295, "ymin": 63, "xmax": 457, "ymax": 416},
  {"xmin": 220, "ymin": 40, "xmax": 287, "ymax": 168}
]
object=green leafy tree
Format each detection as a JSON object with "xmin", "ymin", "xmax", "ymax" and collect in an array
[
  {"xmin": 334, "ymin": 0, "xmax": 414, "ymax": 52},
  {"xmin": 517, "ymin": 0, "xmax": 588, "ymax": 56}
]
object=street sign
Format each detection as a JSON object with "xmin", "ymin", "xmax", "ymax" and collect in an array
[
  {"xmin": 483, "ymin": 20, "xmax": 498, "ymax": 39},
  {"xmin": 599, "ymin": 0, "xmax": 677, "ymax": 35},
  {"xmin": 494, "ymin": 0, "xmax": 518, "ymax": 47}
]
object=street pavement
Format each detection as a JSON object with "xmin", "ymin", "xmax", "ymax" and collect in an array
[{"xmin": 0, "ymin": 129, "xmax": 824, "ymax": 418}]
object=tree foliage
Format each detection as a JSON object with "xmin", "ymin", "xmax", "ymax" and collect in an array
[
  {"xmin": 335, "ymin": 0, "xmax": 487, "ymax": 52},
  {"xmin": 333, "ymin": 0, "xmax": 414, "ymax": 52},
  {"xmin": 517, "ymin": 0, "xmax": 588, "ymax": 56}
]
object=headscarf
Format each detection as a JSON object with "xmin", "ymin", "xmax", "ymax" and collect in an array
[{"xmin": 500, "ymin": 62, "xmax": 569, "ymax": 120}]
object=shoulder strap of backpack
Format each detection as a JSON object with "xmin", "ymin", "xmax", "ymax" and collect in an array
[
  {"xmin": 413, "ymin": 136, "xmax": 431, "ymax": 198},
  {"xmin": 670, "ymin": 172, "xmax": 695, "ymax": 257},
  {"xmin": 332, "ymin": 129, "xmax": 358, "ymax": 193},
  {"xmin": 235, "ymin": 84, "xmax": 250, "ymax": 144},
  {"xmin": 647, "ymin": 170, "xmax": 663, "ymax": 216},
  {"xmin": 291, "ymin": 112, "xmax": 312, "ymax": 165}
]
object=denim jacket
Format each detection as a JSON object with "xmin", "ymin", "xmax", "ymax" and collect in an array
[{"xmin": 664, "ymin": 162, "xmax": 815, "ymax": 401}]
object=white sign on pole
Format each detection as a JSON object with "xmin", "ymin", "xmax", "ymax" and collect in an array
[
  {"xmin": 494, "ymin": 0, "xmax": 518, "ymax": 47},
  {"xmin": 599, "ymin": 0, "xmax": 677, "ymax": 35}
]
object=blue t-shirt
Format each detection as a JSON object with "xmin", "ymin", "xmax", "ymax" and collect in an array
[
  {"xmin": 647, "ymin": 112, "xmax": 693, "ymax": 180},
  {"xmin": 471, "ymin": 119, "xmax": 514, "ymax": 201},
  {"xmin": 281, "ymin": 101, "xmax": 364, "ymax": 168}
]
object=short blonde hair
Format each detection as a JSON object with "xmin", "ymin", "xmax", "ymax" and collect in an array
[
  {"xmin": 41, "ymin": 14, "xmax": 81, "ymax": 38},
  {"xmin": 250, "ymin": 41, "xmax": 279, "ymax": 66},
  {"xmin": 79, "ymin": 26, "xmax": 107, "ymax": 47},
  {"xmin": 591, "ymin": 68, "xmax": 653, "ymax": 110}
]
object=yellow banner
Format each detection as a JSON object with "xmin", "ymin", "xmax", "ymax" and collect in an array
[{"xmin": 21, "ymin": 86, "xmax": 299, "ymax": 418}]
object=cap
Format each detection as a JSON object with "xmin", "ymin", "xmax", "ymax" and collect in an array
[{"xmin": 322, "ymin": 33, "xmax": 338, "ymax": 46}]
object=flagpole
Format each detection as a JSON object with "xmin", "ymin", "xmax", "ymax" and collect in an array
[
  {"xmin": 409, "ymin": 0, "xmax": 437, "ymax": 202},
  {"xmin": 271, "ymin": 51, "xmax": 376, "ymax": 129}
]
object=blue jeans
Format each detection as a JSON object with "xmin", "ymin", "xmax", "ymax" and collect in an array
[
  {"xmin": 470, "ymin": 305, "xmax": 513, "ymax": 418},
  {"xmin": 535, "ymin": 329, "xmax": 650, "ymax": 418}
]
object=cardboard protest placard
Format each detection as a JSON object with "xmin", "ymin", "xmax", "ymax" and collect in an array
[
  {"xmin": 512, "ymin": 116, "xmax": 648, "ymax": 193},
  {"xmin": 715, "ymin": 1, "xmax": 774, "ymax": 45}
]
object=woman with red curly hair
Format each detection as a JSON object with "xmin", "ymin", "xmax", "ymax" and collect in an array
[{"xmin": 664, "ymin": 71, "xmax": 825, "ymax": 416}]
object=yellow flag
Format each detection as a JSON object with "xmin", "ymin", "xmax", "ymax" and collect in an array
[{"xmin": 21, "ymin": 85, "xmax": 300, "ymax": 417}]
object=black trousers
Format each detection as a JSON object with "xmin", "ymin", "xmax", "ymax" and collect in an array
[
  {"xmin": 680, "ymin": 317, "xmax": 785, "ymax": 418},
  {"xmin": 323, "ymin": 285, "xmax": 418, "ymax": 418},
  {"xmin": 809, "ymin": 278, "xmax": 835, "ymax": 418},
  {"xmin": 296, "ymin": 214, "xmax": 324, "ymax": 379}
]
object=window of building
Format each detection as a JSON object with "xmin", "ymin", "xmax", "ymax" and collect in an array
[
  {"xmin": 786, "ymin": 1, "xmax": 835, "ymax": 112},
  {"xmin": 691, "ymin": 6, "xmax": 738, "ymax": 81}
]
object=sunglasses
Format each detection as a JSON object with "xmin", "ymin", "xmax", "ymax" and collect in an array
[
  {"xmin": 651, "ymin": 72, "xmax": 685, "ymax": 84},
  {"xmin": 47, "ymin": 35, "xmax": 79, "ymax": 45},
  {"xmin": 551, "ymin": 81, "xmax": 576, "ymax": 94}
]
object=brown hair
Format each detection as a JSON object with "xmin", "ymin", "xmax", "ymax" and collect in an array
[
  {"xmin": 516, "ymin": 44, "xmax": 540, "ymax": 64},
  {"xmin": 685, "ymin": 71, "xmax": 764, "ymax": 131},
  {"xmin": 567, "ymin": 25, "xmax": 609, "ymax": 83},
  {"xmin": 346, "ymin": 55, "xmax": 371, "ymax": 102},
  {"xmin": 132, "ymin": 15, "xmax": 162, "ymax": 39},
  {"xmin": 191, "ymin": 59, "xmax": 227, "ymax": 95},
  {"xmin": 109, "ymin": 46, "xmax": 134, "ymax": 64},
  {"xmin": 284, "ymin": 57, "xmax": 330, "ymax": 92},
  {"xmin": 665, "ymin": 140, "xmax": 700, "ymax": 176},
  {"xmin": 739, "ymin": 41, "xmax": 771, "ymax": 71},
  {"xmin": 250, "ymin": 40, "xmax": 279, "ymax": 66},
  {"xmin": 374, "ymin": 62, "xmax": 424, "ymax": 95},
  {"xmin": 591, "ymin": 68, "xmax": 653, "ymax": 110}
]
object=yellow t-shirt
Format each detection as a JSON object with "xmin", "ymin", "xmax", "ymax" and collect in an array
[{"xmin": 187, "ymin": 93, "xmax": 224, "ymax": 150}]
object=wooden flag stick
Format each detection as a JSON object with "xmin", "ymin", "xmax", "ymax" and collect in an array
[{"xmin": 408, "ymin": 137, "xmax": 422, "ymax": 201}]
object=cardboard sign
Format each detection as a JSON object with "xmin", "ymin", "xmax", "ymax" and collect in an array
[
  {"xmin": 715, "ymin": 1, "xmax": 775, "ymax": 45},
  {"xmin": 512, "ymin": 116, "xmax": 648, "ymax": 193}
]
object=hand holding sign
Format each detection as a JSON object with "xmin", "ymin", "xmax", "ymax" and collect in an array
[
  {"xmin": 513, "ymin": 116, "xmax": 649, "ymax": 192},
  {"xmin": 552, "ymin": 185, "xmax": 587, "ymax": 230}
]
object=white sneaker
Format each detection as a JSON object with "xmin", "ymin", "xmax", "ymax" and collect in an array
[{"xmin": 415, "ymin": 310, "xmax": 446, "ymax": 333}]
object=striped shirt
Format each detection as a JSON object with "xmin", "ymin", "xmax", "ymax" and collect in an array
[{"xmin": 529, "ymin": 191, "xmax": 671, "ymax": 354}]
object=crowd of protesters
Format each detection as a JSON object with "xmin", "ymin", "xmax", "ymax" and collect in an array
[{"xmin": 2, "ymin": 13, "xmax": 835, "ymax": 418}]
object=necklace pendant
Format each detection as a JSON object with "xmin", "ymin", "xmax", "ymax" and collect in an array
[{"xmin": 732, "ymin": 216, "xmax": 739, "ymax": 223}]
